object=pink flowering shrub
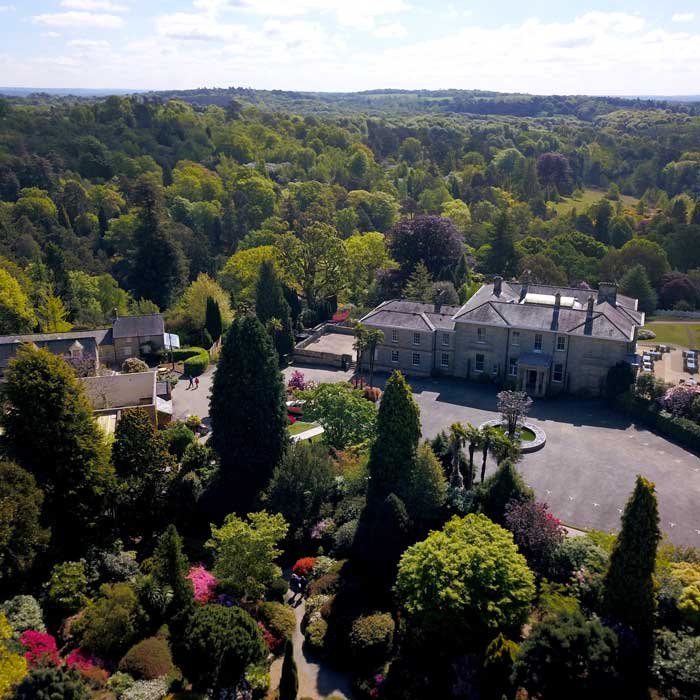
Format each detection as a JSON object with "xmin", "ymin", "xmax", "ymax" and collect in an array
[
  {"xmin": 661, "ymin": 384, "xmax": 700, "ymax": 417},
  {"xmin": 288, "ymin": 370, "xmax": 309, "ymax": 392},
  {"xmin": 187, "ymin": 565, "xmax": 218, "ymax": 604},
  {"xmin": 65, "ymin": 648, "xmax": 105, "ymax": 672},
  {"xmin": 311, "ymin": 518, "xmax": 334, "ymax": 540},
  {"xmin": 504, "ymin": 499, "xmax": 565, "ymax": 574},
  {"xmin": 20, "ymin": 630, "xmax": 60, "ymax": 667},
  {"xmin": 257, "ymin": 620, "xmax": 283, "ymax": 654}
]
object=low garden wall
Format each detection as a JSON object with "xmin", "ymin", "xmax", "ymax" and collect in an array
[{"xmin": 479, "ymin": 419, "xmax": 547, "ymax": 453}]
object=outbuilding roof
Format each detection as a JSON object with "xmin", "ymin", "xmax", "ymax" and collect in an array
[{"xmin": 112, "ymin": 314, "xmax": 164, "ymax": 339}]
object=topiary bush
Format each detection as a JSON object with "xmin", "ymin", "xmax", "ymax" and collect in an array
[
  {"xmin": 258, "ymin": 602, "xmax": 296, "ymax": 643},
  {"xmin": 348, "ymin": 613, "xmax": 394, "ymax": 666},
  {"xmin": 304, "ymin": 618, "xmax": 328, "ymax": 655},
  {"xmin": 14, "ymin": 666, "xmax": 91, "ymax": 700},
  {"xmin": 172, "ymin": 347, "xmax": 210, "ymax": 377},
  {"xmin": 118, "ymin": 636, "xmax": 174, "ymax": 680},
  {"xmin": 1, "ymin": 595, "xmax": 45, "ymax": 635},
  {"xmin": 266, "ymin": 577, "xmax": 289, "ymax": 603}
]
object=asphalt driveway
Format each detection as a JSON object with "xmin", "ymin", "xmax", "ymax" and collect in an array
[{"xmin": 174, "ymin": 364, "xmax": 700, "ymax": 546}]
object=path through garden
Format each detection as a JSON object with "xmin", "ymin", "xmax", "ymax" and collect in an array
[{"xmin": 269, "ymin": 590, "xmax": 353, "ymax": 699}]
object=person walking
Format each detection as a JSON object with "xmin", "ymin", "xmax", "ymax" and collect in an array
[
  {"xmin": 289, "ymin": 572, "xmax": 300, "ymax": 605},
  {"xmin": 299, "ymin": 575, "xmax": 308, "ymax": 599},
  {"xmin": 194, "ymin": 376, "xmax": 200, "ymax": 390},
  {"xmin": 187, "ymin": 374, "xmax": 193, "ymax": 389}
]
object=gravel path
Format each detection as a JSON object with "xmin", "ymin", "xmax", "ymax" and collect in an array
[{"xmin": 269, "ymin": 591, "xmax": 353, "ymax": 700}]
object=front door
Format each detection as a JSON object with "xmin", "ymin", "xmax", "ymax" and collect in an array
[{"xmin": 527, "ymin": 370, "xmax": 537, "ymax": 391}]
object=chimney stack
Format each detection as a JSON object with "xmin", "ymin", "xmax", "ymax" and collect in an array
[
  {"xmin": 519, "ymin": 274, "xmax": 530, "ymax": 302},
  {"xmin": 434, "ymin": 287, "xmax": 445, "ymax": 314},
  {"xmin": 493, "ymin": 276, "xmax": 503, "ymax": 297},
  {"xmin": 597, "ymin": 281, "xmax": 617, "ymax": 307},
  {"xmin": 551, "ymin": 292, "xmax": 561, "ymax": 330},
  {"xmin": 584, "ymin": 295, "xmax": 595, "ymax": 335}
]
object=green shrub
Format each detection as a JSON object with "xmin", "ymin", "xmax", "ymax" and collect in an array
[
  {"xmin": 106, "ymin": 671, "xmax": 134, "ymax": 696},
  {"xmin": 1, "ymin": 595, "xmax": 45, "ymax": 635},
  {"xmin": 14, "ymin": 667, "xmax": 90, "ymax": 700},
  {"xmin": 172, "ymin": 346, "xmax": 210, "ymax": 376},
  {"xmin": 162, "ymin": 422, "xmax": 196, "ymax": 460},
  {"xmin": 267, "ymin": 577, "xmax": 289, "ymax": 603},
  {"xmin": 332, "ymin": 519, "xmax": 358, "ymax": 557},
  {"xmin": 348, "ymin": 613, "xmax": 394, "ymax": 665},
  {"xmin": 305, "ymin": 595, "xmax": 330, "ymax": 618},
  {"xmin": 245, "ymin": 663, "xmax": 270, "ymax": 699},
  {"xmin": 119, "ymin": 636, "xmax": 174, "ymax": 680},
  {"xmin": 304, "ymin": 618, "xmax": 327, "ymax": 654},
  {"xmin": 637, "ymin": 329, "xmax": 656, "ymax": 340},
  {"xmin": 308, "ymin": 571, "xmax": 341, "ymax": 597},
  {"xmin": 310, "ymin": 556, "xmax": 335, "ymax": 581},
  {"xmin": 258, "ymin": 602, "xmax": 295, "ymax": 642}
]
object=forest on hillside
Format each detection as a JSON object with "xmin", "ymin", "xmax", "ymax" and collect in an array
[{"xmin": 0, "ymin": 90, "xmax": 700, "ymax": 341}]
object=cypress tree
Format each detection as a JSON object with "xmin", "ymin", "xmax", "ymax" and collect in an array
[
  {"xmin": 205, "ymin": 296, "xmax": 223, "ymax": 342},
  {"xmin": 131, "ymin": 176, "xmax": 187, "ymax": 310},
  {"xmin": 367, "ymin": 370, "xmax": 421, "ymax": 505},
  {"xmin": 403, "ymin": 261, "xmax": 433, "ymax": 302},
  {"xmin": 209, "ymin": 315, "xmax": 288, "ymax": 511},
  {"xmin": 619, "ymin": 264, "xmax": 657, "ymax": 314},
  {"xmin": 278, "ymin": 639, "xmax": 298, "ymax": 700},
  {"xmin": 691, "ymin": 201, "xmax": 700, "ymax": 225},
  {"xmin": 112, "ymin": 407, "xmax": 176, "ymax": 541},
  {"xmin": 1, "ymin": 345, "xmax": 115, "ymax": 559},
  {"xmin": 478, "ymin": 461, "xmax": 533, "ymax": 525},
  {"xmin": 603, "ymin": 475, "xmax": 660, "ymax": 638},
  {"xmin": 255, "ymin": 260, "xmax": 294, "ymax": 361},
  {"xmin": 485, "ymin": 212, "xmax": 519, "ymax": 277}
]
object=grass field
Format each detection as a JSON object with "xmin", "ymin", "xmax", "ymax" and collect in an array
[
  {"xmin": 641, "ymin": 322, "xmax": 700, "ymax": 348},
  {"xmin": 552, "ymin": 187, "xmax": 639, "ymax": 217},
  {"xmin": 288, "ymin": 421, "xmax": 317, "ymax": 436}
]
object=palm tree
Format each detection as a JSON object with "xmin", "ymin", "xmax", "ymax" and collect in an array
[
  {"xmin": 366, "ymin": 329, "xmax": 385, "ymax": 388},
  {"xmin": 447, "ymin": 422, "xmax": 467, "ymax": 490},
  {"xmin": 480, "ymin": 426, "xmax": 497, "ymax": 483},
  {"xmin": 463, "ymin": 423, "xmax": 481, "ymax": 490},
  {"xmin": 489, "ymin": 432, "xmax": 521, "ymax": 465},
  {"xmin": 353, "ymin": 323, "xmax": 369, "ymax": 388}
]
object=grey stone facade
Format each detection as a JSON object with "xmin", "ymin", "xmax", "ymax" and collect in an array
[{"xmin": 360, "ymin": 279, "xmax": 643, "ymax": 397}]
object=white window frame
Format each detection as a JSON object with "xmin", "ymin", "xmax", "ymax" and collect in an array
[
  {"xmin": 412, "ymin": 352, "xmax": 420, "ymax": 366},
  {"xmin": 441, "ymin": 352, "xmax": 449, "ymax": 368},
  {"xmin": 553, "ymin": 363, "xmax": 564, "ymax": 383},
  {"xmin": 391, "ymin": 349, "xmax": 399, "ymax": 363},
  {"xmin": 442, "ymin": 332, "xmax": 450, "ymax": 346},
  {"xmin": 556, "ymin": 335, "xmax": 566, "ymax": 352},
  {"xmin": 475, "ymin": 353, "xmax": 485, "ymax": 373},
  {"xmin": 477, "ymin": 327, "xmax": 486, "ymax": 343},
  {"xmin": 534, "ymin": 333, "xmax": 543, "ymax": 352},
  {"xmin": 413, "ymin": 332, "xmax": 420, "ymax": 345},
  {"xmin": 391, "ymin": 329, "xmax": 398, "ymax": 344},
  {"xmin": 509, "ymin": 357, "xmax": 518, "ymax": 377},
  {"xmin": 512, "ymin": 331, "xmax": 520, "ymax": 345}
]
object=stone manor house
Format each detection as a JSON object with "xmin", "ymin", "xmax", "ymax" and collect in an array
[{"xmin": 360, "ymin": 277, "xmax": 643, "ymax": 397}]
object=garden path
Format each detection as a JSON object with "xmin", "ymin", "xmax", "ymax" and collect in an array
[{"xmin": 269, "ymin": 590, "xmax": 353, "ymax": 699}]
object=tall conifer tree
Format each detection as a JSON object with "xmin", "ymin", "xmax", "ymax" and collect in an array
[
  {"xmin": 209, "ymin": 315, "xmax": 287, "ymax": 511},
  {"xmin": 255, "ymin": 260, "xmax": 294, "ymax": 361}
]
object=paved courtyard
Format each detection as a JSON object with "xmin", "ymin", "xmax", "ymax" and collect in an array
[{"xmin": 173, "ymin": 363, "xmax": 700, "ymax": 546}]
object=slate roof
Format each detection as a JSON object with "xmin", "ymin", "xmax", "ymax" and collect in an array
[
  {"xmin": 0, "ymin": 330, "xmax": 108, "ymax": 369},
  {"xmin": 364, "ymin": 282, "xmax": 643, "ymax": 343},
  {"xmin": 361, "ymin": 300, "xmax": 461, "ymax": 332},
  {"xmin": 112, "ymin": 314, "xmax": 164, "ymax": 339}
]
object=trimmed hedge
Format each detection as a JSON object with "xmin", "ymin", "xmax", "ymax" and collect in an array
[
  {"xmin": 118, "ymin": 636, "xmax": 174, "ymax": 680},
  {"xmin": 616, "ymin": 392, "xmax": 700, "ymax": 452},
  {"xmin": 171, "ymin": 347, "xmax": 210, "ymax": 377},
  {"xmin": 258, "ymin": 602, "xmax": 295, "ymax": 642},
  {"xmin": 349, "ymin": 613, "xmax": 395, "ymax": 666}
]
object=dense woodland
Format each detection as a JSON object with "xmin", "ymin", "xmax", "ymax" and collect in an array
[{"xmin": 0, "ymin": 91, "xmax": 699, "ymax": 699}]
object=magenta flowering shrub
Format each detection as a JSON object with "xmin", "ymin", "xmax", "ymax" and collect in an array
[
  {"xmin": 504, "ymin": 499, "xmax": 565, "ymax": 574},
  {"xmin": 187, "ymin": 565, "xmax": 218, "ymax": 604},
  {"xmin": 661, "ymin": 384, "xmax": 700, "ymax": 417},
  {"xmin": 287, "ymin": 370, "xmax": 309, "ymax": 392},
  {"xmin": 65, "ymin": 648, "xmax": 105, "ymax": 672},
  {"xmin": 311, "ymin": 518, "xmax": 334, "ymax": 540},
  {"xmin": 20, "ymin": 630, "xmax": 60, "ymax": 667}
]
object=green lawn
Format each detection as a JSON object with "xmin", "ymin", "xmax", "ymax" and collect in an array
[
  {"xmin": 642, "ymin": 322, "xmax": 700, "ymax": 348},
  {"xmin": 288, "ymin": 421, "xmax": 317, "ymax": 436},
  {"xmin": 552, "ymin": 187, "xmax": 639, "ymax": 217},
  {"xmin": 494, "ymin": 425, "xmax": 536, "ymax": 443}
]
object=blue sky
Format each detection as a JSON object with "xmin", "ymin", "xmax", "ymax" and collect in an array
[{"xmin": 1, "ymin": 1, "xmax": 700, "ymax": 94}]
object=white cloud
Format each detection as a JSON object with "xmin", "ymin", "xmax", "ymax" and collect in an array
[
  {"xmin": 373, "ymin": 22, "xmax": 407, "ymax": 38},
  {"xmin": 672, "ymin": 13, "xmax": 694, "ymax": 23},
  {"xmin": 68, "ymin": 39, "xmax": 111, "ymax": 49},
  {"xmin": 0, "ymin": 5, "xmax": 15, "ymax": 12},
  {"xmin": 42, "ymin": 31, "xmax": 62, "ymax": 38},
  {"xmin": 60, "ymin": 0, "xmax": 127, "ymax": 11},
  {"xmin": 33, "ymin": 11, "xmax": 125, "ymax": 28}
]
